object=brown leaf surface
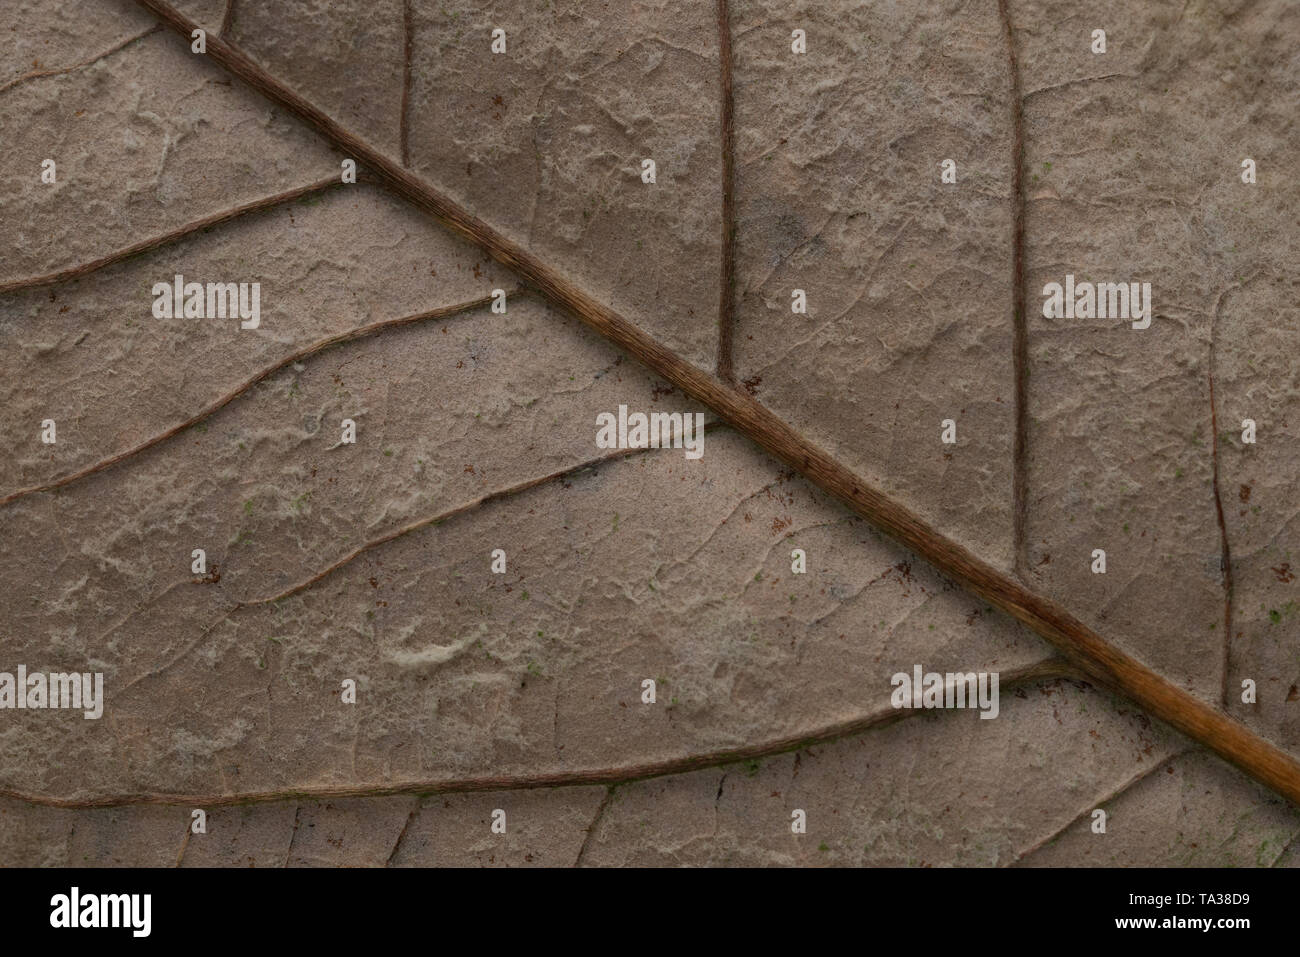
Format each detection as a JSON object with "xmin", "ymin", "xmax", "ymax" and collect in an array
[{"xmin": 0, "ymin": 0, "xmax": 1297, "ymax": 866}]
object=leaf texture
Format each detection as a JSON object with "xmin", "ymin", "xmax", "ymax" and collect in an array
[{"xmin": 0, "ymin": 0, "xmax": 1297, "ymax": 866}]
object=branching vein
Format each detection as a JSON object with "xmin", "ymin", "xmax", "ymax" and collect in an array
[
  {"xmin": 0, "ymin": 659, "xmax": 1076, "ymax": 809},
  {"xmin": 0, "ymin": 176, "xmax": 341, "ymax": 295},
  {"xmin": 0, "ymin": 291, "xmax": 506, "ymax": 508}
]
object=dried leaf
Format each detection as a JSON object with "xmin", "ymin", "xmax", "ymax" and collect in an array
[{"xmin": 0, "ymin": 0, "xmax": 1297, "ymax": 867}]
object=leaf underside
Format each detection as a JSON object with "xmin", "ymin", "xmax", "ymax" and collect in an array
[{"xmin": 0, "ymin": 0, "xmax": 1297, "ymax": 867}]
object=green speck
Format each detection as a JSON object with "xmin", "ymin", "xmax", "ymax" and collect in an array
[
  {"xmin": 521, "ymin": 590, "xmax": 529, "ymax": 600},
  {"xmin": 384, "ymin": 448, "xmax": 394, "ymax": 457},
  {"xmin": 1270, "ymin": 609, "xmax": 1282, "ymax": 625},
  {"xmin": 818, "ymin": 842, "xmax": 829, "ymax": 852},
  {"xmin": 243, "ymin": 500, "xmax": 254, "ymax": 516},
  {"xmin": 1256, "ymin": 840, "xmax": 1273, "ymax": 866},
  {"xmin": 1123, "ymin": 522, "xmax": 1130, "ymax": 533}
]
